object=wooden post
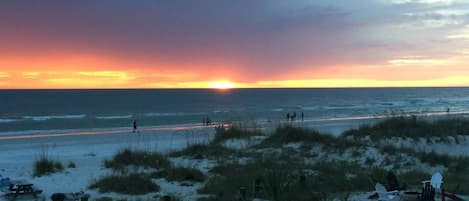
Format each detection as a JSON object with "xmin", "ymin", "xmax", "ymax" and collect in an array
[
  {"xmin": 253, "ymin": 178, "xmax": 261, "ymax": 198},
  {"xmin": 161, "ymin": 195, "xmax": 171, "ymax": 201},
  {"xmin": 442, "ymin": 187, "xmax": 445, "ymax": 201},
  {"xmin": 239, "ymin": 187, "xmax": 247, "ymax": 201}
]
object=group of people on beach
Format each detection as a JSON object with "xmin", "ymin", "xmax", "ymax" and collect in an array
[
  {"xmin": 131, "ymin": 116, "xmax": 215, "ymax": 134},
  {"xmin": 286, "ymin": 111, "xmax": 304, "ymax": 122}
]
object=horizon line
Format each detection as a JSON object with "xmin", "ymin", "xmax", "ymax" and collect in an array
[{"xmin": 1, "ymin": 86, "xmax": 469, "ymax": 90}]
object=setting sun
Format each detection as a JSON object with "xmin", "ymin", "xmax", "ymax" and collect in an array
[{"xmin": 208, "ymin": 81, "xmax": 235, "ymax": 89}]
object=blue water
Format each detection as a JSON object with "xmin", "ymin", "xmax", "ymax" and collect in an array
[{"xmin": 1, "ymin": 88, "xmax": 469, "ymax": 134}]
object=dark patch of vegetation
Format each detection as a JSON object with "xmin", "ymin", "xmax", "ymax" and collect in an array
[
  {"xmin": 94, "ymin": 197, "xmax": 114, "ymax": 201},
  {"xmin": 67, "ymin": 161, "xmax": 76, "ymax": 168},
  {"xmin": 343, "ymin": 117, "xmax": 469, "ymax": 141},
  {"xmin": 379, "ymin": 144, "xmax": 469, "ymax": 194},
  {"xmin": 169, "ymin": 144, "xmax": 235, "ymax": 159},
  {"xmin": 33, "ymin": 156, "xmax": 64, "ymax": 177},
  {"xmin": 159, "ymin": 195, "xmax": 182, "ymax": 201},
  {"xmin": 150, "ymin": 167, "xmax": 205, "ymax": 182},
  {"xmin": 398, "ymin": 170, "xmax": 431, "ymax": 188},
  {"xmin": 258, "ymin": 126, "xmax": 361, "ymax": 150},
  {"xmin": 104, "ymin": 148, "xmax": 171, "ymax": 171},
  {"xmin": 211, "ymin": 127, "xmax": 261, "ymax": 145},
  {"xmin": 197, "ymin": 159, "xmax": 391, "ymax": 201},
  {"xmin": 89, "ymin": 173, "xmax": 159, "ymax": 195}
]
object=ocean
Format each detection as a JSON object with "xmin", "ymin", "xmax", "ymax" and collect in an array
[{"xmin": 1, "ymin": 88, "xmax": 469, "ymax": 135}]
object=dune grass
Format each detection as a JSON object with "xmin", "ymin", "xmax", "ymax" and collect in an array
[
  {"xmin": 33, "ymin": 156, "xmax": 64, "ymax": 177},
  {"xmin": 150, "ymin": 167, "xmax": 206, "ymax": 182},
  {"xmin": 104, "ymin": 148, "xmax": 171, "ymax": 171},
  {"xmin": 169, "ymin": 143, "xmax": 235, "ymax": 159},
  {"xmin": 89, "ymin": 173, "xmax": 160, "ymax": 195},
  {"xmin": 197, "ymin": 158, "xmax": 400, "ymax": 201},
  {"xmin": 210, "ymin": 127, "xmax": 261, "ymax": 145},
  {"xmin": 96, "ymin": 117, "xmax": 469, "ymax": 198},
  {"xmin": 258, "ymin": 126, "xmax": 361, "ymax": 150},
  {"xmin": 343, "ymin": 117, "xmax": 469, "ymax": 141}
]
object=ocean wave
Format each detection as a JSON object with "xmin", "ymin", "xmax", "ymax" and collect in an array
[
  {"xmin": 271, "ymin": 108, "xmax": 284, "ymax": 112},
  {"xmin": 23, "ymin": 114, "xmax": 86, "ymax": 121},
  {"xmin": 323, "ymin": 104, "xmax": 367, "ymax": 110},
  {"xmin": 300, "ymin": 106, "xmax": 321, "ymax": 111},
  {"xmin": 144, "ymin": 112, "xmax": 204, "ymax": 117},
  {"xmin": 95, "ymin": 115, "xmax": 133, "ymax": 120},
  {"xmin": 0, "ymin": 119, "xmax": 20, "ymax": 123},
  {"xmin": 213, "ymin": 110, "xmax": 229, "ymax": 113}
]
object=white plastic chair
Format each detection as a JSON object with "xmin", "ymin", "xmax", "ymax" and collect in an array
[
  {"xmin": 375, "ymin": 183, "xmax": 400, "ymax": 201},
  {"xmin": 430, "ymin": 172, "xmax": 443, "ymax": 189}
]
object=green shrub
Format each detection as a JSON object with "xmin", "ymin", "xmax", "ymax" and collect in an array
[
  {"xmin": 89, "ymin": 174, "xmax": 159, "ymax": 195},
  {"xmin": 169, "ymin": 144, "xmax": 234, "ymax": 159},
  {"xmin": 258, "ymin": 126, "xmax": 360, "ymax": 150},
  {"xmin": 104, "ymin": 148, "xmax": 170, "ymax": 171},
  {"xmin": 33, "ymin": 156, "xmax": 63, "ymax": 177},
  {"xmin": 94, "ymin": 197, "xmax": 114, "ymax": 201},
  {"xmin": 151, "ymin": 167, "xmax": 205, "ymax": 182},
  {"xmin": 198, "ymin": 158, "xmax": 409, "ymax": 201},
  {"xmin": 343, "ymin": 117, "xmax": 469, "ymax": 141},
  {"xmin": 211, "ymin": 127, "xmax": 260, "ymax": 145},
  {"xmin": 67, "ymin": 161, "xmax": 76, "ymax": 168}
]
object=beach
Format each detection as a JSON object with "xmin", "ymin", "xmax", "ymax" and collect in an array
[
  {"xmin": 1, "ymin": 116, "xmax": 469, "ymax": 201},
  {"xmin": 0, "ymin": 125, "xmax": 214, "ymax": 201}
]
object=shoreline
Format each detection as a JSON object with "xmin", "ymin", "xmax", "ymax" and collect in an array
[{"xmin": 1, "ymin": 110, "xmax": 468, "ymax": 141}]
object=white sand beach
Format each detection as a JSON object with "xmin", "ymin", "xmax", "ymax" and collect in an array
[
  {"xmin": 0, "ymin": 125, "xmax": 215, "ymax": 201},
  {"xmin": 2, "ymin": 117, "xmax": 469, "ymax": 201}
]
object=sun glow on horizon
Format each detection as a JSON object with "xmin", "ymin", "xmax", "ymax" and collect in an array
[{"xmin": 208, "ymin": 81, "xmax": 235, "ymax": 89}]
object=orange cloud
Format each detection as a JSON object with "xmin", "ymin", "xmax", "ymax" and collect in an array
[{"xmin": 1, "ymin": 49, "xmax": 469, "ymax": 89}]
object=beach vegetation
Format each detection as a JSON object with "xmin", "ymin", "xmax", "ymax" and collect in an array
[
  {"xmin": 94, "ymin": 197, "xmax": 114, "ymax": 201},
  {"xmin": 169, "ymin": 143, "xmax": 235, "ymax": 159},
  {"xmin": 343, "ymin": 117, "xmax": 469, "ymax": 141},
  {"xmin": 210, "ymin": 127, "xmax": 261, "ymax": 145},
  {"xmin": 258, "ymin": 126, "xmax": 361, "ymax": 150},
  {"xmin": 159, "ymin": 195, "xmax": 183, "ymax": 201},
  {"xmin": 89, "ymin": 173, "xmax": 159, "ymax": 195},
  {"xmin": 33, "ymin": 155, "xmax": 64, "ymax": 177},
  {"xmin": 67, "ymin": 161, "xmax": 76, "ymax": 168},
  {"xmin": 197, "ymin": 158, "xmax": 393, "ymax": 201},
  {"xmin": 150, "ymin": 167, "xmax": 206, "ymax": 182},
  {"xmin": 104, "ymin": 148, "xmax": 171, "ymax": 171}
]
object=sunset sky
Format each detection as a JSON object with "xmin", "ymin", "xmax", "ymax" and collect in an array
[{"xmin": 1, "ymin": 0, "xmax": 469, "ymax": 88}]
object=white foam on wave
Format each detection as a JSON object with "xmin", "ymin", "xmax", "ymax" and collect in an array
[
  {"xmin": 95, "ymin": 115, "xmax": 133, "ymax": 120},
  {"xmin": 23, "ymin": 114, "xmax": 86, "ymax": 121},
  {"xmin": 0, "ymin": 119, "xmax": 19, "ymax": 123},
  {"xmin": 144, "ymin": 112, "xmax": 204, "ymax": 117},
  {"xmin": 213, "ymin": 110, "xmax": 229, "ymax": 113}
]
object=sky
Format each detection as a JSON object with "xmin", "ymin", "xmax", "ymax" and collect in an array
[{"xmin": 1, "ymin": 0, "xmax": 469, "ymax": 89}]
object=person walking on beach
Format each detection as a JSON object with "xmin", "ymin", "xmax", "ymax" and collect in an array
[
  {"xmin": 207, "ymin": 117, "xmax": 212, "ymax": 125},
  {"xmin": 133, "ymin": 120, "xmax": 137, "ymax": 133},
  {"xmin": 286, "ymin": 112, "xmax": 290, "ymax": 122},
  {"xmin": 301, "ymin": 112, "xmax": 304, "ymax": 121}
]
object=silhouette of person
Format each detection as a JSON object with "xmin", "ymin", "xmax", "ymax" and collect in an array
[
  {"xmin": 287, "ymin": 112, "xmax": 290, "ymax": 121},
  {"xmin": 301, "ymin": 112, "xmax": 304, "ymax": 121},
  {"xmin": 133, "ymin": 120, "xmax": 137, "ymax": 133}
]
